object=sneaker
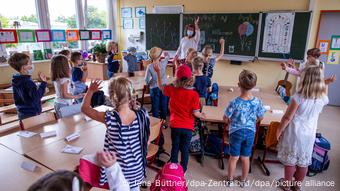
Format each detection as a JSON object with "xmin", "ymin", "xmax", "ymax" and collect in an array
[
  {"xmin": 226, "ymin": 179, "xmax": 234, "ymax": 187},
  {"xmin": 235, "ymin": 176, "xmax": 248, "ymax": 188},
  {"xmin": 277, "ymin": 178, "xmax": 292, "ymax": 191}
]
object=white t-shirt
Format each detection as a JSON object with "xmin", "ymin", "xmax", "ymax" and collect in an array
[
  {"xmin": 53, "ymin": 78, "xmax": 73, "ymax": 105},
  {"xmin": 176, "ymin": 30, "xmax": 200, "ymax": 59}
]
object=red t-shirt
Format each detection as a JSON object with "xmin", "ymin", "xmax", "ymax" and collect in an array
[{"xmin": 163, "ymin": 85, "xmax": 200, "ymax": 131}]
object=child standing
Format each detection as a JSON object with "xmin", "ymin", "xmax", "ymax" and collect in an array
[
  {"xmin": 145, "ymin": 47, "xmax": 170, "ymax": 121},
  {"xmin": 223, "ymin": 70, "xmax": 266, "ymax": 187},
  {"xmin": 81, "ymin": 78, "xmax": 150, "ymax": 191},
  {"xmin": 192, "ymin": 56, "xmax": 211, "ymax": 107},
  {"xmin": 123, "ymin": 47, "xmax": 139, "ymax": 77},
  {"xmin": 202, "ymin": 39, "xmax": 225, "ymax": 80},
  {"xmin": 176, "ymin": 48, "xmax": 198, "ymax": 71},
  {"xmin": 106, "ymin": 41, "xmax": 120, "ymax": 79},
  {"xmin": 8, "ymin": 53, "xmax": 47, "ymax": 120},
  {"xmin": 276, "ymin": 66, "xmax": 336, "ymax": 191},
  {"xmin": 154, "ymin": 62, "xmax": 205, "ymax": 172},
  {"xmin": 59, "ymin": 49, "xmax": 71, "ymax": 60},
  {"xmin": 51, "ymin": 55, "xmax": 83, "ymax": 118},
  {"xmin": 70, "ymin": 52, "xmax": 88, "ymax": 103}
]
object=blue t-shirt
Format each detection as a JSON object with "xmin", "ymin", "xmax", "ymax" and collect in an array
[
  {"xmin": 193, "ymin": 75, "xmax": 211, "ymax": 98},
  {"xmin": 124, "ymin": 54, "xmax": 139, "ymax": 73},
  {"xmin": 72, "ymin": 67, "xmax": 83, "ymax": 82},
  {"xmin": 224, "ymin": 96, "xmax": 266, "ymax": 134}
]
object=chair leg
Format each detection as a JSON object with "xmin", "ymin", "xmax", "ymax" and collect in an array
[{"xmin": 257, "ymin": 148, "xmax": 271, "ymax": 176}]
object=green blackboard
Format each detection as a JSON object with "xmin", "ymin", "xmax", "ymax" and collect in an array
[
  {"xmin": 145, "ymin": 14, "xmax": 180, "ymax": 50},
  {"xmin": 183, "ymin": 13, "xmax": 260, "ymax": 56},
  {"xmin": 258, "ymin": 12, "xmax": 312, "ymax": 60}
]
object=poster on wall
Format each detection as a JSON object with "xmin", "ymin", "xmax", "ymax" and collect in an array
[
  {"xmin": 66, "ymin": 30, "xmax": 79, "ymax": 41},
  {"xmin": 0, "ymin": 29, "xmax": 18, "ymax": 44},
  {"xmin": 121, "ymin": 7, "xmax": 132, "ymax": 18},
  {"xmin": 123, "ymin": 18, "xmax": 134, "ymax": 29},
  {"xmin": 135, "ymin": 7, "xmax": 146, "ymax": 17},
  {"xmin": 17, "ymin": 30, "xmax": 36, "ymax": 43},
  {"xmin": 102, "ymin": 30, "xmax": 112, "ymax": 40},
  {"xmin": 262, "ymin": 12, "xmax": 295, "ymax": 54},
  {"xmin": 90, "ymin": 30, "xmax": 102, "ymax": 40},
  {"xmin": 51, "ymin": 30, "xmax": 66, "ymax": 41},
  {"xmin": 327, "ymin": 50, "xmax": 340, "ymax": 65},
  {"xmin": 318, "ymin": 40, "xmax": 330, "ymax": 55},
  {"xmin": 330, "ymin": 35, "xmax": 340, "ymax": 50},
  {"xmin": 79, "ymin": 30, "xmax": 91, "ymax": 40},
  {"xmin": 35, "ymin": 30, "xmax": 52, "ymax": 42},
  {"xmin": 139, "ymin": 18, "xmax": 145, "ymax": 29}
]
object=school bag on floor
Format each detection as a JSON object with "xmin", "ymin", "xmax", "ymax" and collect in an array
[
  {"xmin": 307, "ymin": 133, "xmax": 331, "ymax": 177},
  {"xmin": 206, "ymin": 83, "xmax": 219, "ymax": 106},
  {"xmin": 150, "ymin": 163, "xmax": 188, "ymax": 191}
]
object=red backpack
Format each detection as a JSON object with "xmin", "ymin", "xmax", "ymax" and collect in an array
[{"xmin": 150, "ymin": 163, "xmax": 188, "ymax": 191}]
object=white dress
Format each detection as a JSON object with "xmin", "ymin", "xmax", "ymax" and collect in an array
[{"xmin": 277, "ymin": 94, "xmax": 329, "ymax": 167}]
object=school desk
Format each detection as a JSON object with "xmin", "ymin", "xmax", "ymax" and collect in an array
[
  {"xmin": 25, "ymin": 116, "xmax": 160, "ymax": 171},
  {"xmin": 0, "ymin": 145, "xmax": 52, "ymax": 190},
  {"xmin": 0, "ymin": 105, "xmax": 111, "ymax": 155}
]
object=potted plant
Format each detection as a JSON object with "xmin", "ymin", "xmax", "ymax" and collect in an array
[{"xmin": 92, "ymin": 42, "xmax": 107, "ymax": 63}]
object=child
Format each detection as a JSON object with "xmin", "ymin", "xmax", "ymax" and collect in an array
[
  {"xmin": 70, "ymin": 52, "xmax": 88, "ymax": 103},
  {"xmin": 59, "ymin": 49, "xmax": 71, "ymax": 60},
  {"xmin": 145, "ymin": 47, "xmax": 170, "ymax": 121},
  {"xmin": 176, "ymin": 48, "xmax": 198, "ymax": 71},
  {"xmin": 223, "ymin": 70, "xmax": 266, "ymax": 187},
  {"xmin": 51, "ymin": 55, "xmax": 83, "ymax": 118},
  {"xmin": 81, "ymin": 78, "xmax": 150, "ymax": 191},
  {"xmin": 123, "ymin": 47, "xmax": 139, "ymax": 77},
  {"xmin": 281, "ymin": 48, "xmax": 324, "ymax": 76},
  {"xmin": 106, "ymin": 41, "xmax": 120, "ymax": 79},
  {"xmin": 154, "ymin": 61, "xmax": 205, "ymax": 172},
  {"xmin": 28, "ymin": 151, "xmax": 129, "ymax": 191},
  {"xmin": 202, "ymin": 38, "xmax": 225, "ymax": 80},
  {"xmin": 192, "ymin": 56, "xmax": 211, "ymax": 107},
  {"xmin": 8, "ymin": 53, "xmax": 47, "ymax": 120},
  {"xmin": 276, "ymin": 66, "xmax": 336, "ymax": 191},
  {"xmin": 176, "ymin": 17, "xmax": 200, "ymax": 59}
]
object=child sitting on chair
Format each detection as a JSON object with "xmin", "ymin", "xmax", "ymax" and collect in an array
[{"xmin": 223, "ymin": 70, "xmax": 266, "ymax": 187}]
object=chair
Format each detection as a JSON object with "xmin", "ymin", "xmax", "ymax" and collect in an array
[
  {"xmin": 58, "ymin": 103, "xmax": 82, "ymax": 118},
  {"xmin": 20, "ymin": 112, "xmax": 56, "ymax": 130},
  {"xmin": 257, "ymin": 121, "xmax": 281, "ymax": 176},
  {"xmin": 138, "ymin": 85, "xmax": 151, "ymax": 107},
  {"xmin": 147, "ymin": 119, "xmax": 164, "ymax": 171}
]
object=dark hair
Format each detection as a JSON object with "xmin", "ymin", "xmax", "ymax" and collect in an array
[
  {"xmin": 27, "ymin": 170, "xmax": 83, "ymax": 191},
  {"xmin": 185, "ymin": 24, "xmax": 196, "ymax": 38},
  {"xmin": 192, "ymin": 56, "xmax": 204, "ymax": 70},
  {"xmin": 8, "ymin": 53, "xmax": 30, "ymax": 72},
  {"xmin": 307, "ymin": 48, "xmax": 321, "ymax": 58},
  {"xmin": 50, "ymin": 55, "xmax": 70, "ymax": 81},
  {"xmin": 59, "ymin": 49, "xmax": 71, "ymax": 57},
  {"xmin": 70, "ymin": 52, "xmax": 82, "ymax": 63},
  {"xmin": 239, "ymin": 70, "xmax": 257, "ymax": 90}
]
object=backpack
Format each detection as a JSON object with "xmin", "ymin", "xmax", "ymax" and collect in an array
[
  {"xmin": 206, "ymin": 83, "xmax": 219, "ymax": 106},
  {"xmin": 91, "ymin": 90, "xmax": 105, "ymax": 107},
  {"xmin": 307, "ymin": 133, "xmax": 331, "ymax": 177},
  {"xmin": 150, "ymin": 163, "xmax": 188, "ymax": 191}
]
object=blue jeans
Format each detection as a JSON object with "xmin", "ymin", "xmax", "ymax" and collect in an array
[
  {"xmin": 170, "ymin": 128, "xmax": 192, "ymax": 172},
  {"xmin": 107, "ymin": 71, "xmax": 114, "ymax": 79},
  {"xmin": 150, "ymin": 87, "xmax": 168, "ymax": 120},
  {"xmin": 229, "ymin": 129, "xmax": 255, "ymax": 157}
]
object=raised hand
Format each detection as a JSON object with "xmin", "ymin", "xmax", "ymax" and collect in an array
[
  {"xmin": 163, "ymin": 51, "xmax": 169, "ymax": 58},
  {"xmin": 325, "ymin": 75, "xmax": 336, "ymax": 85},
  {"xmin": 194, "ymin": 17, "xmax": 200, "ymax": 26},
  {"xmin": 280, "ymin": 62, "xmax": 287, "ymax": 70},
  {"xmin": 88, "ymin": 79, "xmax": 102, "ymax": 92},
  {"xmin": 219, "ymin": 38, "xmax": 225, "ymax": 45},
  {"xmin": 38, "ymin": 72, "xmax": 47, "ymax": 82}
]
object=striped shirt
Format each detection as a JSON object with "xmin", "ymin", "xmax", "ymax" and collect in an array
[{"xmin": 100, "ymin": 111, "xmax": 144, "ymax": 189}]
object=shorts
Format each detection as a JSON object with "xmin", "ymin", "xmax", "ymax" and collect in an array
[{"xmin": 229, "ymin": 129, "xmax": 255, "ymax": 157}]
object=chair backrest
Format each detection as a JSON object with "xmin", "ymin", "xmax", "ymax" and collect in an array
[
  {"xmin": 59, "ymin": 103, "xmax": 82, "ymax": 118},
  {"xmin": 20, "ymin": 112, "xmax": 56, "ymax": 130},
  {"xmin": 149, "ymin": 119, "xmax": 163, "ymax": 144},
  {"xmin": 265, "ymin": 121, "xmax": 280, "ymax": 148}
]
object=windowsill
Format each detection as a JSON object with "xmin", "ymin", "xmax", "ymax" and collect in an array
[{"xmin": 0, "ymin": 60, "xmax": 51, "ymax": 68}]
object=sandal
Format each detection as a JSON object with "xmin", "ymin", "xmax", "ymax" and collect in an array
[{"xmin": 277, "ymin": 178, "xmax": 292, "ymax": 191}]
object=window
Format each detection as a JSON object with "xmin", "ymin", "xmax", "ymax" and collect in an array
[
  {"xmin": 0, "ymin": 0, "xmax": 42, "ymax": 53},
  {"xmin": 48, "ymin": 0, "xmax": 79, "ymax": 50}
]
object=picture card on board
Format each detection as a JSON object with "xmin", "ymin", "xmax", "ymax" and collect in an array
[
  {"xmin": 90, "ymin": 30, "xmax": 102, "ymax": 40},
  {"xmin": 35, "ymin": 30, "xmax": 52, "ymax": 42},
  {"xmin": 17, "ymin": 30, "xmax": 36, "ymax": 43},
  {"xmin": 66, "ymin": 30, "xmax": 79, "ymax": 41},
  {"xmin": 79, "ymin": 30, "xmax": 91, "ymax": 40},
  {"xmin": 0, "ymin": 29, "xmax": 18, "ymax": 44},
  {"xmin": 330, "ymin": 35, "xmax": 340, "ymax": 50},
  {"xmin": 318, "ymin": 40, "xmax": 330, "ymax": 55},
  {"xmin": 51, "ymin": 30, "xmax": 66, "ymax": 41},
  {"xmin": 102, "ymin": 30, "xmax": 112, "ymax": 40}
]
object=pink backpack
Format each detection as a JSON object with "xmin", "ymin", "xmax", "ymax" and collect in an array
[{"xmin": 150, "ymin": 163, "xmax": 188, "ymax": 191}]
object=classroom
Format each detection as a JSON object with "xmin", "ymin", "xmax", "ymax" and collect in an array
[{"xmin": 0, "ymin": 0, "xmax": 339, "ymax": 190}]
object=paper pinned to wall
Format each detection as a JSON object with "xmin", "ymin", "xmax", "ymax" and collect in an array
[
  {"xmin": 262, "ymin": 12, "xmax": 295, "ymax": 54},
  {"xmin": 327, "ymin": 50, "xmax": 340, "ymax": 65}
]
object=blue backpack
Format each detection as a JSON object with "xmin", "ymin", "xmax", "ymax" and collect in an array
[
  {"xmin": 206, "ymin": 83, "xmax": 219, "ymax": 106},
  {"xmin": 307, "ymin": 133, "xmax": 331, "ymax": 177}
]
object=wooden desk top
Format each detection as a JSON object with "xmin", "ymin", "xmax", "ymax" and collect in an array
[
  {"xmin": 0, "ymin": 145, "xmax": 51, "ymax": 190},
  {"xmin": 26, "ymin": 116, "xmax": 160, "ymax": 171},
  {"xmin": 202, "ymin": 86, "xmax": 287, "ymax": 126}
]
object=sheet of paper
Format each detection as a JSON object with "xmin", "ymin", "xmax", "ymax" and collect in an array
[
  {"xmin": 40, "ymin": 130, "xmax": 57, "ymax": 138},
  {"xmin": 62, "ymin": 145, "xmax": 83, "ymax": 154},
  {"xmin": 21, "ymin": 161, "xmax": 37, "ymax": 172},
  {"xmin": 17, "ymin": 131, "xmax": 37, "ymax": 138},
  {"xmin": 65, "ymin": 132, "xmax": 80, "ymax": 142},
  {"xmin": 264, "ymin": 105, "xmax": 271, "ymax": 111},
  {"xmin": 272, "ymin": 109, "xmax": 284, "ymax": 114}
]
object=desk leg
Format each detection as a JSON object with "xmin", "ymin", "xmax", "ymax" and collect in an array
[{"xmin": 218, "ymin": 124, "xmax": 225, "ymax": 170}]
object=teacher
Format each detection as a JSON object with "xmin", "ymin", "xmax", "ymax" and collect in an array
[{"xmin": 175, "ymin": 17, "xmax": 200, "ymax": 59}]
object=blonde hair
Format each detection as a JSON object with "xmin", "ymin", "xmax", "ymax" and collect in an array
[
  {"xmin": 149, "ymin": 47, "xmax": 163, "ymax": 61},
  {"xmin": 239, "ymin": 70, "xmax": 257, "ymax": 91},
  {"xmin": 108, "ymin": 77, "xmax": 140, "ymax": 111},
  {"xmin": 174, "ymin": 77, "xmax": 194, "ymax": 88},
  {"xmin": 297, "ymin": 65, "xmax": 326, "ymax": 99},
  {"xmin": 51, "ymin": 55, "xmax": 70, "ymax": 81},
  {"xmin": 186, "ymin": 48, "xmax": 195, "ymax": 57},
  {"xmin": 202, "ymin": 45, "xmax": 213, "ymax": 57},
  {"xmin": 192, "ymin": 56, "xmax": 204, "ymax": 70},
  {"xmin": 106, "ymin": 41, "xmax": 118, "ymax": 53}
]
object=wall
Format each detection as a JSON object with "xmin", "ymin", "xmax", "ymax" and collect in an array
[{"xmin": 117, "ymin": 0, "xmax": 311, "ymax": 89}]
